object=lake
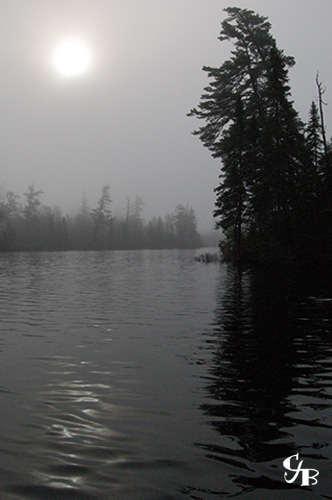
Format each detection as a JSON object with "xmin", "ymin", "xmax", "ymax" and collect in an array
[{"xmin": 0, "ymin": 249, "xmax": 332, "ymax": 499}]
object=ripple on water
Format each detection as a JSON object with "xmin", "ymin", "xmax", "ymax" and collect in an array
[{"xmin": 2, "ymin": 252, "xmax": 332, "ymax": 499}]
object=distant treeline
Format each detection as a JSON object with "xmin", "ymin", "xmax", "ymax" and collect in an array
[
  {"xmin": 190, "ymin": 7, "xmax": 332, "ymax": 265},
  {"xmin": 0, "ymin": 185, "xmax": 201, "ymax": 251}
]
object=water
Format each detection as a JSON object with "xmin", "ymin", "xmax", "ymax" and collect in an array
[{"xmin": 0, "ymin": 250, "xmax": 332, "ymax": 499}]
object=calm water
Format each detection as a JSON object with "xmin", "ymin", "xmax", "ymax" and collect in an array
[{"xmin": 0, "ymin": 250, "xmax": 332, "ymax": 499}]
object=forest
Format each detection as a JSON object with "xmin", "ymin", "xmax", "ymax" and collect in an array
[
  {"xmin": 189, "ymin": 7, "xmax": 332, "ymax": 265},
  {"xmin": 0, "ymin": 185, "xmax": 201, "ymax": 251}
]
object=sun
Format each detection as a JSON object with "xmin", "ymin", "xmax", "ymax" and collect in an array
[{"xmin": 54, "ymin": 39, "xmax": 91, "ymax": 77}]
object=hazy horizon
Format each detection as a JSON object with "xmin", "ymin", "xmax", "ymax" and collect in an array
[{"xmin": 0, "ymin": 0, "xmax": 331, "ymax": 231}]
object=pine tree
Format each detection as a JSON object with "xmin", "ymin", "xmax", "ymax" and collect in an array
[
  {"xmin": 23, "ymin": 185, "xmax": 43, "ymax": 221},
  {"xmin": 189, "ymin": 7, "xmax": 307, "ymax": 263},
  {"xmin": 213, "ymin": 95, "xmax": 249, "ymax": 262},
  {"xmin": 256, "ymin": 46, "xmax": 307, "ymax": 256},
  {"xmin": 173, "ymin": 204, "xmax": 201, "ymax": 248},
  {"xmin": 314, "ymin": 77, "xmax": 332, "ymax": 257},
  {"xmin": 306, "ymin": 101, "xmax": 324, "ymax": 170},
  {"xmin": 188, "ymin": 8, "xmax": 289, "ymax": 154},
  {"xmin": 91, "ymin": 184, "xmax": 112, "ymax": 248},
  {"xmin": 22, "ymin": 185, "xmax": 44, "ymax": 250}
]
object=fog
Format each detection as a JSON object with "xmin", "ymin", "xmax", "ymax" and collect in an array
[{"xmin": 0, "ymin": 0, "xmax": 331, "ymax": 230}]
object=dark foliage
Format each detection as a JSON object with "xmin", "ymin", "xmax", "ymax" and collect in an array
[
  {"xmin": 0, "ymin": 187, "xmax": 201, "ymax": 252},
  {"xmin": 189, "ymin": 7, "xmax": 332, "ymax": 265}
]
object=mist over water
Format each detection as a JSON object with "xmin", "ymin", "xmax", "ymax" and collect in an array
[
  {"xmin": 1, "ymin": 2, "xmax": 332, "ymax": 498},
  {"xmin": 1, "ymin": 251, "xmax": 332, "ymax": 499},
  {"xmin": 1, "ymin": 1, "xmax": 331, "ymax": 232}
]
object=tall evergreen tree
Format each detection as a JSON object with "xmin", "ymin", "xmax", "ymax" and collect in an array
[
  {"xmin": 91, "ymin": 184, "xmax": 112, "ymax": 248},
  {"xmin": 306, "ymin": 101, "xmax": 324, "ymax": 171},
  {"xmin": 255, "ymin": 46, "xmax": 307, "ymax": 256},
  {"xmin": 22, "ymin": 185, "xmax": 44, "ymax": 250},
  {"xmin": 188, "ymin": 8, "xmax": 289, "ymax": 154},
  {"xmin": 213, "ymin": 95, "xmax": 249, "ymax": 262},
  {"xmin": 313, "ymin": 77, "xmax": 332, "ymax": 257},
  {"xmin": 173, "ymin": 204, "xmax": 201, "ymax": 248},
  {"xmin": 189, "ymin": 7, "xmax": 311, "ymax": 263},
  {"xmin": 23, "ymin": 185, "xmax": 43, "ymax": 221}
]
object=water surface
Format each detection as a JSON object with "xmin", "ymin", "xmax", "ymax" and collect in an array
[{"xmin": 0, "ymin": 250, "xmax": 332, "ymax": 499}]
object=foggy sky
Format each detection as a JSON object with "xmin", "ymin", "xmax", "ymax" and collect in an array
[{"xmin": 0, "ymin": 0, "xmax": 331, "ymax": 230}]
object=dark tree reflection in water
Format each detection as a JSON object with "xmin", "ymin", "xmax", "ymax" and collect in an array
[{"xmin": 198, "ymin": 266, "xmax": 332, "ymax": 499}]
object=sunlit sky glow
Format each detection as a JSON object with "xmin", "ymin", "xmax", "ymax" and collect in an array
[
  {"xmin": 0, "ymin": 0, "xmax": 331, "ymax": 230},
  {"xmin": 54, "ymin": 39, "xmax": 91, "ymax": 76}
]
